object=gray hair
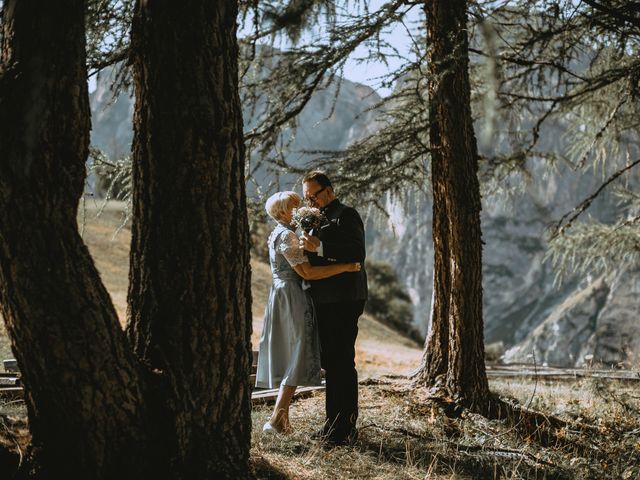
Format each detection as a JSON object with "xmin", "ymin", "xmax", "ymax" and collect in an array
[{"xmin": 265, "ymin": 191, "xmax": 301, "ymax": 222}]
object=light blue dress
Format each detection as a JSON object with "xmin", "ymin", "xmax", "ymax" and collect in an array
[{"xmin": 255, "ymin": 223, "xmax": 322, "ymax": 388}]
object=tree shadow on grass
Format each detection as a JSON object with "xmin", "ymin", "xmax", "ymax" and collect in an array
[
  {"xmin": 354, "ymin": 427, "xmax": 572, "ymax": 480},
  {"xmin": 252, "ymin": 455, "xmax": 290, "ymax": 480}
]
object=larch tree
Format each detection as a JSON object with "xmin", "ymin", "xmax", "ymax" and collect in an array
[
  {"xmin": 484, "ymin": 0, "xmax": 640, "ymax": 280},
  {"xmin": 239, "ymin": 0, "xmax": 491, "ymax": 412},
  {"xmin": 0, "ymin": 0, "xmax": 253, "ymax": 478},
  {"xmin": 126, "ymin": 0, "xmax": 253, "ymax": 477},
  {"xmin": 0, "ymin": 0, "xmax": 151, "ymax": 477},
  {"xmin": 414, "ymin": 0, "xmax": 490, "ymax": 412}
]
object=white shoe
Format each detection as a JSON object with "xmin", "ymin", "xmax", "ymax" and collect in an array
[{"xmin": 262, "ymin": 421, "xmax": 280, "ymax": 434}]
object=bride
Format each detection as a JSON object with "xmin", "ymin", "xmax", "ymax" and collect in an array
[{"xmin": 255, "ymin": 191, "xmax": 360, "ymax": 434}]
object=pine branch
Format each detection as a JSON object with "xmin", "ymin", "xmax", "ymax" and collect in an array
[
  {"xmin": 551, "ymin": 158, "xmax": 640, "ymax": 239},
  {"xmin": 581, "ymin": 0, "xmax": 640, "ymax": 30},
  {"xmin": 88, "ymin": 48, "xmax": 130, "ymax": 76},
  {"xmin": 243, "ymin": 0, "xmax": 411, "ymax": 144}
]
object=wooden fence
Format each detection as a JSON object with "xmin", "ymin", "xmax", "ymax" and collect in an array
[{"xmin": 0, "ymin": 353, "xmax": 326, "ymax": 404}]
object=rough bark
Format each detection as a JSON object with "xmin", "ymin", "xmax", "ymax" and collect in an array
[
  {"xmin": 127, "ymin": 1, "xmax": 253, "ymax": 478},
  {"xmin": 418, "ymin": 0, "xmax": 490, "ymax": 412},
  {"xmin": 0, "ymin": 1, "xmax": 153, "ymax": 478},
  {"xmin": 0, "ymin": 1, "xmax": 253, "ymax": 478}
]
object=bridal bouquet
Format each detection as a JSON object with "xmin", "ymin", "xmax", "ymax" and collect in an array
[{"xmin": 291, "ymin": 206, "xmax": 326, "ymax": 234}]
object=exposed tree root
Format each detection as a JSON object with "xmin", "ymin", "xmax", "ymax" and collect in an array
[
  {"xmin": 416, "ymin": 390, "xmax": 636, "ymax": 466},
  {"xmin": 488, "ymin": 395, "xmax": 601, "ymax": 450}
]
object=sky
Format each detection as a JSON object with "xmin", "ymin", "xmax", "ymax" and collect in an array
[
  {"xmin": 88, "ymin": 1, "xmax": 422, "ymax": 97},
  {"xmin": 252, "ymin": 0, "xmax": 423, "ymax": 97},
  {"xmin": 338, "ymin": 1, "xmax": 422, "ymax": 96}
]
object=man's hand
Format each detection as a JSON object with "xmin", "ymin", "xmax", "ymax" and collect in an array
[{"xmin": 300, "ymin": 232, "xmax": 321, "ymax": 252}]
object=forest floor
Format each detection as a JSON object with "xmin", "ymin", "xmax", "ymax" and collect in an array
[{"xmin": 1, "ymin": 201, "xmax": 639, "ymax": 479}]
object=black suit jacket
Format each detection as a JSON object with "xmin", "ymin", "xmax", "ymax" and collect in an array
[{"xmin": 306, "ymin": 199, "xmax": 368, "ymax": 304}]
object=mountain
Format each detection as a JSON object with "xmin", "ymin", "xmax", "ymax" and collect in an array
[
  {"xmin": 89, "ymin": 66, "xmax": 382, "ymax": 173},
  {"xmin": 88, "ymin": 67, "xmax": 640, "ymax": 368}
]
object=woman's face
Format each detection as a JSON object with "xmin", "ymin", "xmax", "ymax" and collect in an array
[{"xmin": 282, "ymin": 196, "xmax": 301, "ymax": 224}]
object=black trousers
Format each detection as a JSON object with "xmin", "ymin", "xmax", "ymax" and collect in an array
[{"xmin": 315, "ymin": 300, "xmax": 365, "ymax": 440}]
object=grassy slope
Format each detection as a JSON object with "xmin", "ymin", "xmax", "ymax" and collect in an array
[
  {"xmin": 0, "ymin": 202, "xmax": 422, "ymax": 376},
  {"xmin": 252, "ymin": 260, "xmax": 423, "ymax": 377},
  {"xmin": 80, "ymin": 202, "xmax": 423, "ymax": 377}
]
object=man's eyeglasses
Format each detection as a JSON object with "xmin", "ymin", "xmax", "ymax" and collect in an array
[{"xmin": 305, "ymin": 186, "xmax": 327, "ymax": 203}]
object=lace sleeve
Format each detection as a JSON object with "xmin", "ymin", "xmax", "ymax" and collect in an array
[{"xmin": 278, "ymin": 230, "xmax": 308, "ymax": 267}]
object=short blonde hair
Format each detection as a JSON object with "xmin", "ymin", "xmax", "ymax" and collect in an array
[{"xmin": 265, "ymin": 191, "xmax": 301, "ymax": 222}]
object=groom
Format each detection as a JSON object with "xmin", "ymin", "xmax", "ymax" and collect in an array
[{"xmin": 300, "ymin": 170, "xmax": 368, "ymax": 446}]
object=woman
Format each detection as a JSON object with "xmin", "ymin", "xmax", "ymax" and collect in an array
[{"xmin": 256, "ymin": 191, "xmax": 360, "ymax": 434}]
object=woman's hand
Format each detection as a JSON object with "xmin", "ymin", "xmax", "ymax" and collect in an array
[
  {"xmin": 343, "ymin": 262, "xmax": 361, "ymax": 272},
  {"xmin": 299, "ymin": 232, "xmax": 321, "ymax": 252}
]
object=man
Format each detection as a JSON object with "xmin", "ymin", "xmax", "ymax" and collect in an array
[{"xmin": 300, "ymin": 170, "xmax": 368, "ymax": 446}]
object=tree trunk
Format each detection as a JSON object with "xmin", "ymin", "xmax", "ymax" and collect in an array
[
  {"xmin": 0, "ymin": 1, "xmax": 154, "ymax": 478},
  {"xmin": 127, "ymin": 1, "xmax": 253, "ymax": 478},
  {"xmin": 417, "ymin": 0, "xmax": 490, "ymax": 412},
  {"xmin": 0, "ymin": 1, "xmax": 253, "ymax": 478}
]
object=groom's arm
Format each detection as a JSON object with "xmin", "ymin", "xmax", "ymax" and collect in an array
[{"xmin": 321, "ymin": 208, "xmax": 366, "ymax": 263}]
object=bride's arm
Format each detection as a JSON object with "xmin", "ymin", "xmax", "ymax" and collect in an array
[
  {"xmin": 292, "ymin": 261, "xmax": 360, "ymax": 281},
  {"xmin": 280, "ymin": 230, "xmax": 359, "ymax": 280}
]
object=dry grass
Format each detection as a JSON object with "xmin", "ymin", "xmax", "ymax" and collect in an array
[
  {"xmin": 0, "ymin": 323, "xmax": 12, "ymax": 363},
  {"xmin": 251, "ymin": 385, "xmax": 433, "ymax": 480},
  {"xmin": 252, "ymin": 376, "xmax": 640, "ymax": 479},
  {"xmin": 78, "ymin": 200, "xmax": 132, "ymax": 323},
  {"xmin": 2, "ymin": 202, "xmax": 640, "ymax": 479}
]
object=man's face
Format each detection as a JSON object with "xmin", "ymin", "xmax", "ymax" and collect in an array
[{"xmin": 303, "ymin": 180, "xmax": 330, "ymax": 209}]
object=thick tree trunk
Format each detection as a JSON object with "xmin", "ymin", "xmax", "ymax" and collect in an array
[
  {"xmin": 0, "ymin": 1, "xmax": 252, "ymax": 478},
  {"xmin": 127, "ymin": 1, "xmax": 253, "ymax": 478},
  {"xmin": 0, "ymin": 1, "xmax": 154, "ymax": 478},
  {"xmin": 418, "ymin": 0, "xmax": 490, "ymax": 412}
]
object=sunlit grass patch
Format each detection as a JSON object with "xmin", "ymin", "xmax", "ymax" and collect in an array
[{"xmin": 251, "ymin": 376, "xmax": 640, "ymax": 479}]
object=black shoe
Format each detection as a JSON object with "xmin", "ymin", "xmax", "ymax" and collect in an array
[
  {"xmin": 323, "ymin": 428, "xmax": 358, "ymax": 448},
  {"xmin": 310, "ymin": 426, "xmax": 330, "ymax": 441}
]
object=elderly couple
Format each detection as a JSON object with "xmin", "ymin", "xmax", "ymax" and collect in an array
[{"xmin": 255, "ymin": 170, "xmax": 368, "ymax": 447}]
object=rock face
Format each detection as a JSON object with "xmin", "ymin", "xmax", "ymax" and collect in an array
[
  {"xmin": 365, "ymin": 154, "xmax": 640, "ymax": 368},
  {"xmin": 89, "ymin": 67, "xmax": 382, "ymax": 186},
  {"xmin": 504, "ymin": 269, "xmax": 640, "ymax": 368},
  {"xmin": 578, "ymin": 269, "xmax": 640, "ymax": 368},
  {"xmin": 245, "ymin": 79, "xmax": 383, "ymax": 194},
  {"xmin": 89, "ymin": 69, "xmax": 136, "ymax": 160},
  {"xmin": 503, "ymin": 275, "xmax": 609, "ymax": 366},
  {"xmin": 88, "ymin": 67, "xmax": 640, "ymax": 368}
]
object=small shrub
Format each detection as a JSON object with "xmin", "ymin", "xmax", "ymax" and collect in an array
[
  {"xmin": 88, "ymin": 148, "xmax": 132, "ymax": 202},
  {"xmin": 364, "ymin": 260, "xmax": 422, "ymax": 344},
  {"xmin": 248, "ymin": 199, "xmax": 271, "ymax": 262}
]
